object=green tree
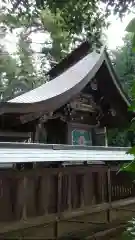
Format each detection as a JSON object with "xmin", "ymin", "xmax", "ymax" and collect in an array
[
  {"xmin": 0, "ymin": 26, "xmax": 47, "ymax": 101},
  {"xmin": 112, "ymin": 34, "xmax": 135, "ymax": 98},
  {"xmin": 1, "ymin": 0, "xmax": 135, "ymax": 66},
  {"xmin": 108, "ymin": 34, "xmax": 135, "ymax": 147},
  {"xmin": 2, "ymin": 30, "xmax": 36, "ymax": 101},
  {"xmin": 116, "ymin": 17, "xmax": 135, "ymax": 240},
  {"xmin": 0, "ymin": 45, "xmax": 17, "ymax": 101},
  {"xmin": 0, "ymin": 18, "xmax": 18, "ymax": 100},
  {"xmin": 1, "ymin": 0, "xmax": 108, "ymax": 64}
]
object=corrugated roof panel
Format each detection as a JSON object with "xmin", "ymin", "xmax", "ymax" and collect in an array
[{"xmin": 0, "ymin": 147, "xmax": 133, "ymax": 163}]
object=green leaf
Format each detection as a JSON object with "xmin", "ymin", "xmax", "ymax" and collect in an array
[
  {"xmin": 132, "ymin": 34, "xmax": 135, "ymax": 52},
  {"xmin": 127, "ymin": 146, "xmax": 135, "ymax": 155},
  {"xmin": 128, "ymin": 105, "xmax": 135, "ymax": 111},
  {"xmin": 120, "ymin": 161, "xmax": 135, "ymax": 173},
  {"xmin": 129, "ymin": 120, "xmax": 135, "ymax": 131},
  {"xmin": 126, "ymin": 18, "xmax": 135, "ymax": 33}
]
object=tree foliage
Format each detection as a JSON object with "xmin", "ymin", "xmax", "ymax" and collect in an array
[
  {"xmin": 8, "ymin": 0, "xmax": 135, "ymax": 17},
  {"xmin": 7, "ymin": 0, "xmax": 107, "ymax": 40},
  {"xmin": 1, "ymin": 0, "xmax": 134, "ymax": 69},
  {"xmin": 2, "ymin": 30, "xmax": 36, "ymax": 101},
  {"xmin": 112, "ymin": 34, "xmax": 135, "ymax": 98},
  {"xmin": 0, "ymin": 20, "xmax": 47, "ymax": 101},
  {"xmin": 108, "ymin": 34, "xmax": 135, "ymax": 147},
  {"xmin": 1, "ymin": 0, "xmax": 108, "ymax": 63},
  {"xmin": 1, "ymin": 0, "xmax": 135, "ymax": 64},
  {"xmin": 102, "ymin": 0, "xmax": 135, "ymax": 17}
]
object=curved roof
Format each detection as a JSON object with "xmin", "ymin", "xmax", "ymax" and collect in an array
[{"xmin": 0, "ymin": 46, "xmax": 130, "ymax": 114}]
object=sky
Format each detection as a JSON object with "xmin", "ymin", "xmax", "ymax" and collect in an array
[
  {"xmin": 3, "ymin": 11, "xmax": 135, "ymax": 53},
  {"xmin": 106, "ymin": 13, "xmax": 134, "ymax": 49}
]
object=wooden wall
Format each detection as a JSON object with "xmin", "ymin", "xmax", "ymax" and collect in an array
[{"xmin": 0, "ymin": 165, "xmax": 135, "ymax": 238}]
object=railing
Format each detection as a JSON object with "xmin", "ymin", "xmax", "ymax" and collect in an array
[{"xmin": 111, "ymin": 171, "xmax": 135, "ymax": 201}]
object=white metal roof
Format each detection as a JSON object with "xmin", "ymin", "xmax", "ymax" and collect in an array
[
  {"xmin": 7, "ymin": 47, "xmax": 130, "ymax": 109},
  {"xmin": 8, "ymin": 50, "xmax": 102, "ymax": 104},
  {"xmin": 0, "ymin": 143, "xmax": 133, "ymax": 163},
  {"xmin": 0, "ymin": 148, "xmax": 132, "ymax": 163}
]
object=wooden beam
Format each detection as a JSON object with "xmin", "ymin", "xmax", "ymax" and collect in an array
[
  {"xmin": 86, "ymin": 223, "xmax": 127, "ymax": 239},
  {"xmin": 104, "ymin": 127, "xmax": 108, "ymax": 146},
  {"xmin": 0, "ymin": 131, "xmax": 30, "ymax": 138},
  {"xmin": 20, "ymin": 111, "xmax": 60, "ymax": 124},
  {"xmin": 0, "ymin": 214, "xmax": 57, "ymax": 234},
  {"xmin": 107, "ymin": 165, "xmax": 111, "ymax": 222},
  {"xmin": 20, "ymin": 112, "xmax": 43, "ymax": 124},
  {"xmin": 0, "ymin": 197, "xmax": 134, "ymax": 234}
]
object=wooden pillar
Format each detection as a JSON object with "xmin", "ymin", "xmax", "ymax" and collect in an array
[
  {"xmin": 80, "ymin": 174, "xmax": 85, "ymax": 208},
  {"xmin": 107, "ymin": 165, "xmax": 111, "ymax": 222},
  {"xmin": 16, "ymin": 175, "xmax": 27, "ymax": 221},
  {"xmin": 83, "ymin": 170, "xmax": 93, "ymax": 206},
  {"xmin": 101, "ymin": 171, "xmax": 107, "ymax": 203},
  {"xmin": 67, "ymin": 174, "xmax": 72, "ymax": 211},
  {"xmin": 22, "ymin": 176, "xmax": 27, "ymax": 220},
  {"xmin": 98, "ymin": 171, "xmax": 105, "ymax": 203},
  {"xmin": 34, "ymin": 121, "xmax": 41, "ymax": 143},
  {"xmin": 72, "ymin": 174, "xmax": 78, "ymax": 208},
  {"xmin": 40, "ymin": 175, "xmax": 50, "ymax": 214},
  {"xmin": 104, "ymin": 127, "xmax": 108, "ymax": 146},
  {"xmin": 54, "ymin": 172, "xmax": 62, "ymax": 239},
  {"xmin": 34, "ymin": 119, "xmax": 47, "ymax": 143},
  {"xmin": 57, "ymin": 172, "xmax": 62, "ymax": 215}
]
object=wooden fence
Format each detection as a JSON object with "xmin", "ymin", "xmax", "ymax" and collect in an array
[
  {"xmin": 0, "ymin": 165, "xmax": 134, "ymax": 225},
  {"xmin": 111, "ymin": 171, "xmax": 135, "ymax": 201}
]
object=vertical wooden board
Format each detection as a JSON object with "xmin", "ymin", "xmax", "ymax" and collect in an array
[
  {"xmin": 98, "ymin": 170, "xmax": 106, "ymax": 203},
  {"xmin": 84, "ymin": 170, "xmax": 93, "ymax": 206},
  {"xmin": 80, "ymin": 174, "xmax": 85, "ymax": 208},
  {"xmin": 92, "ymin": 171, "xmax": 100, "ymax": 204},
  {"xmin": 48, "ymin": 174, "xmax": 58, "ymax": 213},
  {"xmin": 61, "ymin": 174, "xmax": 69, "ymax": 212},
  {"xmin": 39, "ymin": 174, "xmax": 50, "ymax": 215},
  {"xmin": 0, "ymin": 174, "xmax": 24, "ymax": 222},
  {"xmin": 71, "ymin": 174, "xmax": 78, "ymax": 209},
  {"xmin": 67, "ymin": 174, "xmax": 72, "ymax": 211},
  {"xmin": 71, "ymin": 174, "xmax": 75, "ymax": 209},
  {"xmin": 76, "ymin": 173, "xmax": 85, "ymax": 208},
  {"xmin": 13, "ymin": 176, "xmax": 24, "ymax": 220},
  {"xmin": 26, "ymin": 176, "xmax": 37, "ymax": 217},
  {"xmin": 111, "ymin": 171, "xmax": 116, "ymax": 201},
  {"xmin": 0, "ymin": 176, "xmax": 13, "ymax": 222},
  {"xmin": 101, "ymin": 171, "xmax": 107, "ymax": 203},
  {"xmin": 107, "ymin": 167, "xmax": 111, "ymax": 204},
  {"xmin": 34, "ymin": 176, "xmax": 43, "ymax": 216},
  {"xmin": 104, "ymin": 172, "xmax": 108, "ymax": 202},
  {"xmin": 67, "ymin": 123, "xmax": 72, "ymax": 144},
  {"xmin": 71, "ymin": 172, "xmax": 85, "ymax": 209},
  {"xmin": 57, "ymin": 172, "xmax": 62, "ymax": 215}
]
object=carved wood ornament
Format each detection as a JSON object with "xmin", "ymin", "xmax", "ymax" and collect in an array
[{"xmin": 70, "ymin": 94, "xmax": 97, "ymax": 113}]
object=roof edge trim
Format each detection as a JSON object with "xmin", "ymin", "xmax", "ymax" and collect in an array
[{"xmin": 104, "ymin": 50, "xmax": 131, "ymax": 107}]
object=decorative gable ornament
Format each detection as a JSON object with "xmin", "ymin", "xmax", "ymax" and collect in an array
[
  {"xmin": 90, "ymin": 78, "xmax": 98, "ymax": 90},
  {"xmin": 110, "ymin": 108, "xmax": 116, "ymax": 117}
]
